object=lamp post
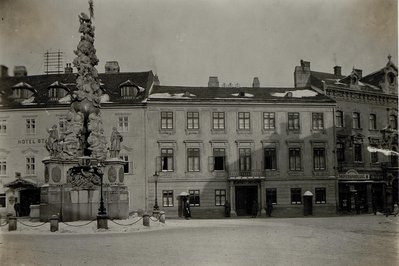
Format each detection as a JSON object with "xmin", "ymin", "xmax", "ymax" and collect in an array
[
  {"xmin": 97, "ymin": 163, "xmax": 106, "ymax": 215},
  {"xmin": 153, "ymin": 171, "xmax": 159, "ymax": 211}
]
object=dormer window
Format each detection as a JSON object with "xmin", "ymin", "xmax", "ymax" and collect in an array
[
  {"xmin": 119, "ymin": 79, "xmax": 143, "ymax": 100},
  {"xmin": 48, "ymin": 88, "xmax": 67, "ymax": 101},
  {"xmin": 12, "ymin": 82, "xmax": 35, "ymax": 99},
  {"xmin": 387, "ymin": 72, "xmax": 396, "ymax": 85},
  {"xmin": 47, "ymin": 82, "xmax": 69, "ymax": 102},
  {"xmin": 351, "ymin": 76, "xmax": 358, "ymax": 85},
  {"xmin": 120, "ymin": 86, "xmax": 137, "ymax": 99}
]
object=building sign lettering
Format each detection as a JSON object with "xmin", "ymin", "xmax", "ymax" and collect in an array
[{"xmin": 17, "ymin": 139, "xmax": 47, "ymax": 145}]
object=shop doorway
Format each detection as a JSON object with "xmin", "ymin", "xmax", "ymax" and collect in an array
[
  {"xmin": 235, "ymin": 186, "xmax": 257, "ymax": 216},
  {"xmin": 19, "ymin": 189, "xmax": 40, "ymax": 217}
]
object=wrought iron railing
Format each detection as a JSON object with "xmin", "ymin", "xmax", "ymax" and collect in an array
[{"xmin": 228, "ymin": 169, "xmax": 266, "ymax": 177}]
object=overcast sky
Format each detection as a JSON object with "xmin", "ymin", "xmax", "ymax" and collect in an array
[{"xmin": 0, "ymin": 0, "xmax": 397, "ymax": 87}]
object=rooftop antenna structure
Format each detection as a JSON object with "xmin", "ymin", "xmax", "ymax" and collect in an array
[{"xmin": 44, "ymin": 49, "xmax": 63, "ymax": 74}]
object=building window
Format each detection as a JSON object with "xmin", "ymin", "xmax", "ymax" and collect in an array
[
  {"xmin": 288, "ymin": 112, "xmax": 300, "ymax": 130},
  {"xmin": 238, "ymin": 112, "xmax": 250, "ymax": 130},
  {"xmin": 215, "ymin": 189, "xmax": 226, "ymax": 206},
  {"xmin": 120, "ymin": 155, "xmax": 131, "ymax": 174},
  {"xmin": 26, "ymin": 157, "xmax": 35, "ymax": 175},
  {"xmin": 213, "ymin": 148, "xmax": 226, "ymax": 171},
  {"xmin": 336, "ymin": 111, "xmax": 343, "ymax": 128},
  {"xmin": 189, "ymin": 190, "xmax": 200, "ymax": 207},
  {"xmin": 337, "ymin": 143, "xmax": 345, "ymax": 163},
  {"xmin": 289, "ymin": 148, "xmax": 301, "ymax": 171},
  {"xmin": 315, "ymin": 188, "xmax": 326, "ymax": 204},
  {"xmin": 369, "ymin": 114, "xmax": 377, "ymax": 130},
  {"xmin": 58, "ymin": 117, "xmax": 67, "ymax": 134},
  {"xmin": 161, "ymin": 148, "xmax": 174, "ymax": 172},
  {"xmin": 354, "ymin": 144, "xmax": 362, "ymax": 162},
  {"xmin": 13, "ymin": 88, "xmax": 33, "ymax": 99},
  {"xmin": 312, "ymin": 113, "xmax": 324, "ymax": 130},
  {"xmin": 291, "ymin": 188, "xmax": 302, "ymax": 204},
  {"xmin": 352, "ymin": 112, "xmax": 360, "ymax": 129},
  {"xmin": 212, "ymin": 112, "xmax": 225, "ymax": 130},
  {"xmin": 389, "ymin": 115, "xmax": 398, "ymax": 129},
  {"xmin": 187, "ymin": 112, "xmax": 199, "ymax": 130},
  {"xmin": 266, "ymin": 188, "xmax": 277, "ymax": 205},
  {"xmin": 161, "ymin": 112, "xmax": 173, "ymax": 130},
  {"xmin": 118, "ymin": 116, "xmax": 128, "ymax": 132},
  {"xmin": 187, "ymin": 148, "xmax": 200, "ymax": 172},
  {"xmin": 313, "ymin": 148, "xmax": 326, "ymax": 171},
  {"xmin": 0, "ymin": 193, "xmax": 5, "ymax": 207},
  {"xmin": 264, "ymin": 148, "xmax": 277, "ymax": 170},
  {"xmin": 26, "ymin": 118, "xmax": 36, "ymax": 134},
  {"xmin": 370, "ymin": 145, "xmax": 379, "ymax": 164},
  {"xmin": 239, "ymin": 148, "xmax": 252, "ymax": 174},
  {"xmin": 48, "ymin": 88, "xmax": 66, "ymax": 100},
  {"xmin": 121, "ymin": 86, "xmax": 137, "ymax": 99},
  {"xmin": 162, "ymin": 190, "xmax": 174, "ymax": 207},
  {"xmin": 263, "ymin": 112, "xmax": 275, "ymax": 130},
  {"xmin": 0, "ymin": 160, "xmax": 6, "ymax": 175},
  {"xmin": 0, "ymin": 119, "xmax": 7, "ymax": 134}
]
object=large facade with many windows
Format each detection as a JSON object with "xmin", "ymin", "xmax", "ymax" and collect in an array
[{"xmin": 145, "ymin": 84, "xmax": 337, "ymax": 217}]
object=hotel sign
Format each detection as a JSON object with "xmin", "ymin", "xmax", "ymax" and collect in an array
[{"xmin": 17, "ymin": 138, "xmax": 47, "ymax": 145}]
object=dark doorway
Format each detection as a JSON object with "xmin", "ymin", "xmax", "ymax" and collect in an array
[
  {"xmin": 19, "ymin": 189, "xmax": 40, "ymax": 217},
  {"xmin": 235, "ymin": 186, "xmax": 257, "ymax": 216}
]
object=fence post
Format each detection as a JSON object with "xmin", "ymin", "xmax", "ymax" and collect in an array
[
  {"xmin": 159, "ymin": 211, "xmax": 166, "ymax": 223},
  {"xmin": 50, "ymin": 215, "xmax": 59, "ymax": 232},
  {"xmin": 8, "ymin": 216, "xmax": 17, "ymax": 231},
  {"xmin": 143, "ymin": 213, "xmax": 150, "ymax": 227}
]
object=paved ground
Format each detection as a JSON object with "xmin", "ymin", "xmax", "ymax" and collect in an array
[{"xmin": 0, "ymin": 214, "xmax": 398, "ymax": 266}]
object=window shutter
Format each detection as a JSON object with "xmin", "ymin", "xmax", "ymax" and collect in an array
[
  {"xmin": 224, "ymin": 156, "xmax": 228, "ymax": 172},
  {"xmin": 208, "ymin": 156, "xmax": 214, "ymax": 172},
  {"xmin": 129, "ymin": 162, "xmax": 133, "ymax": 174},
  {"xmin": 155, "ymin": 156, "xmax": 161, "ymax": 172}
]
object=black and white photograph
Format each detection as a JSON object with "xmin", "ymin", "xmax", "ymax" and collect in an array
[{"xmin": 0, "ymin": 0, "xmax": 398, "ymax": 265}]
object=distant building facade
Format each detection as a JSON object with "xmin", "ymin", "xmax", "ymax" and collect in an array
[{"xmin": 294, "ymin": 57, "xmax": 398, "ymax": 214}]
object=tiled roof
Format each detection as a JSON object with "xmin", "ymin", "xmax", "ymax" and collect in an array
[
  {"xmin": 0, "ymin": 71, "xmax": 154, "ymax": 108},
  {"xmin": 148, "ymin": 85, "xmax": 335, "ymax": 103}
]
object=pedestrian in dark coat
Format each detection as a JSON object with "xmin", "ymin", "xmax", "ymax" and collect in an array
[
  {"xmin": 267, "ymin": 200, "xmax": 273, "ymax": 217},
  {"xmin": 224, "ymin": 200, "xmax": 231, "ymax": 217},
  {"xmin": 183, "ymin": 198, "xmax": 191, "ymax": 219},
  {"xmin": 372, "ymin": 196, "xmax": 377, "ymax": 215},
  {"xmin": 251, "ymin": 200, "xmax": 258, "ymax": 218},
  {"xmin": 14, "ymin": 202, "xmax": 20, "ymax": 217}
]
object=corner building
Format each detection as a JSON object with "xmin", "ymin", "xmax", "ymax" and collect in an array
[
  {"xmin": 146, "ymin": 82, "xmax": 337, "ymax": 217},
  {"xmin": 294, "ymin": 57, "xmax": 398, "ymax": 214}
]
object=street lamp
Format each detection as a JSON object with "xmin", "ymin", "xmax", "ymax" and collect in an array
[
  {"xmin": 153, "ymin": 171, "xmax": 159, "ymax": 211},
  {"xmin": 97, "ymin": 163, "xmax": 106, "ymax": 215}
]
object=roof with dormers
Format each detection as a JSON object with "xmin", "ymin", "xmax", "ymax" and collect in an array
[
  {"xmin": 148, "ymin": 85, "xmax": 335, "ymax": 104},
  {"xmin": 309, "ymin": 59, "xmax": 398, "ymax": 95},
  {"xmin": 0, "ymin": 71, "xmax": 154, "ymax": 108}
]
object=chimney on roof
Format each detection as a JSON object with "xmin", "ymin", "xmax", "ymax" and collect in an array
[
  {"xmin": 105, "ymin": 61, "xmax": 120, "ymax": 73},
  {"xmin": 208, "ymin": 76, "xmax": 219, "ymax": 87},
  {"xmin": 354, "ymin": 68, "xmax": 362, "ymax": 78},
  {"xmin": 334, "ymin": 66, "xmax": 342, "ymax": 76},
  {"xmin": 64, "ymin": 63, "xmax": 73, "ymax": 74},
  {"xmin": 294, "ymin": 59, "xmax": 311, "ymax": 88},
  {"xmin": 13, "ymin": 66, "xmax": 27, "ymax": 77},
  {"xmin": 252, "ymin": 77, "xmax": 260, "ymax": 88},
  {"xmin": 0, "ymin": 65, "xmax": 8, "ymax": 77}
]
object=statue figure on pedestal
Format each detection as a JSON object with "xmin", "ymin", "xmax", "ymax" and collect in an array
[
  {"xmin": 110, "ymin": 127, "xmax": 123, "ymax": 158},
  {"xmin": 46, "ymin": 125, "xmax": 60, "ymax": 157}
]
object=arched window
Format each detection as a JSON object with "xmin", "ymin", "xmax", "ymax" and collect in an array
[
  {"xmin": 387, "ymin": 72, "xmax": 396, "ymax": 85},
  {"xmin": 12, "ymin": 82, "xmax": 34, "ymax": 99}
]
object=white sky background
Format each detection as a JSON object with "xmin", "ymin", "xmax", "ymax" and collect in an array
[{"xmin": 0, "ymin": 0, "xmax": 397, "ymax": 87}]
